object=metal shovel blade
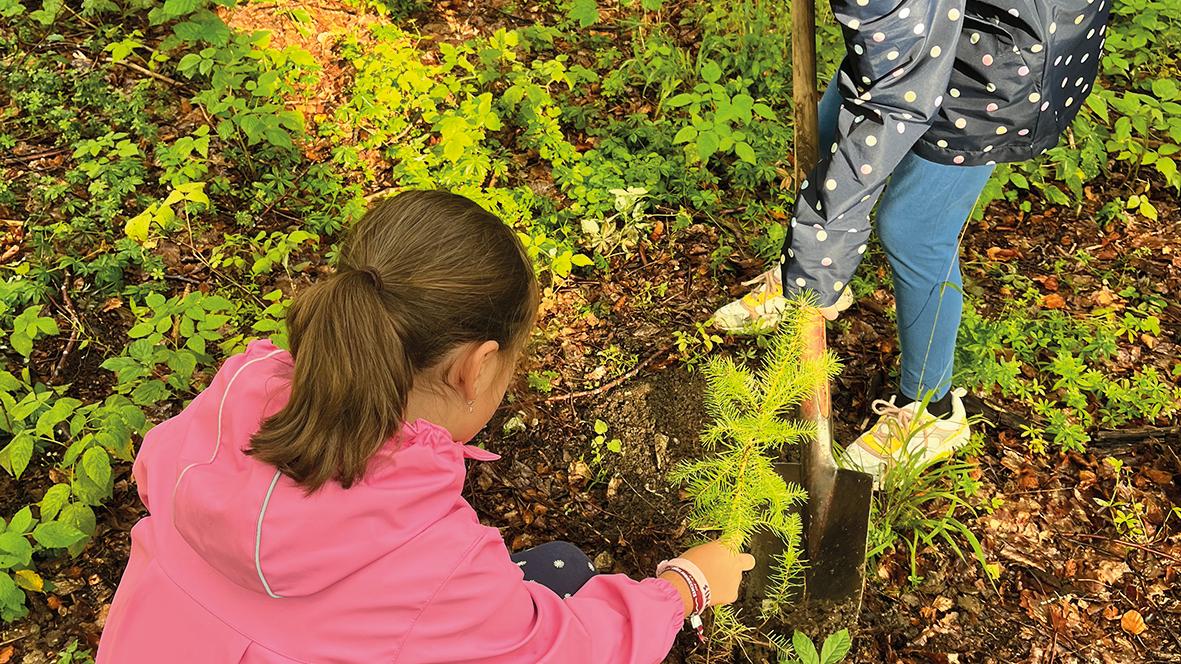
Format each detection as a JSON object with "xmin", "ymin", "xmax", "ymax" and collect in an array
[
  {"xmin": 745, "ymin": 312, "xmax": 873, "ymax": 619},
  {"xmin": 798, "ymin": 310, "xmax": 873, "ymax": 610},
  {"xmin": 748, "ymin": 462, "xmax": 872, "ymax": 605},
  {"xmin": 799, "ymin": 464, "xmax": 873, "ymax": 603}
]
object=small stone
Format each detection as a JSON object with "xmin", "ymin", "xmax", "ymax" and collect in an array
[{"xmin": 594, "ymin": 551, "xmax": 615, "ymax": 572}]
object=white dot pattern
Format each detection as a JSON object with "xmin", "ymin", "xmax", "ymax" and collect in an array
[{"xmin": 782, "ymin": 0, "xmax": 1109, "ymax": 306}]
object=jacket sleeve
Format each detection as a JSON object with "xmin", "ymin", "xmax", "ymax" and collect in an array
[
  {"xmin": 783, "ymin": 0, "xmax": 966, "ymax": 307},
  {"xmin": 404, "ymin": 533, "xmax": 684, "ymax": 664}
]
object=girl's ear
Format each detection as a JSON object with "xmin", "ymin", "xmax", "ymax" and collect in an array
[{"xmin": 448, "ymin": 340, "xmax": 502, "ymax": 402}]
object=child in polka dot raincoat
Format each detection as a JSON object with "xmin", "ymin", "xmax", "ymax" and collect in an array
[
  {"xmin": 713, "ymin": 0, "xmax": 1110, "ymax": 480},
  {"xmin": 97, "ymin": 191, "xmax": 755, "ymax": 664}
]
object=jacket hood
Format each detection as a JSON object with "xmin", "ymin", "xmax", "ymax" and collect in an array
[{"xmin": 169, "ymin": 340, "xmax": 499, "ymax": 598}]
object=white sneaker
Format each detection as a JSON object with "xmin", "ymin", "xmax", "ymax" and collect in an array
[
  {"xmin": 711, "ymin": 269, "xmax": 855, "ymax": 333},
  {"xmin": 711, "ymin": 269, "xmax": 789, "ymax": 333},
  {"xmin": 842, "ymin": 389, "xmax": 971, "ymax": 485}
]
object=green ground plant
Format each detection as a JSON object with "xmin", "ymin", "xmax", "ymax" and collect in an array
[
  {"xmin": 777, "ymin": 628, "xmax": 852, "ymax": 664},
  {"xmin": 865, "ymin": 426, "xmax": 992, "ymax": 585},
  {"xmin": 957, "ymin": 303, "xmax": 1180, "ymax": 453}
]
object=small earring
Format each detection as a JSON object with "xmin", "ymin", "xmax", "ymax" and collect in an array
[{"xmin": 466, "ymin": 400, "xmax": 475, "ymax": 413}]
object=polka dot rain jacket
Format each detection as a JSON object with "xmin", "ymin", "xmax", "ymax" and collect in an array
[{"xmin": 783, "ymin": 0, "xmax": 1111, "ymax": 306}]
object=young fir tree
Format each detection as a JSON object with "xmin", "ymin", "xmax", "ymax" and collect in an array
[{"xmin": 672, "ymin": 300, "xmax": 839, "ymax": 635}]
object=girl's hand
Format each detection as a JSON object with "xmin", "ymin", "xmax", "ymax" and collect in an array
[{"xmin": 659, "ymin": 540, "xmax": 756, "ymax": 614}]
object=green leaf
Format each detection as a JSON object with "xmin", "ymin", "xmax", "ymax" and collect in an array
[
  {"xmin": 36, "ymin": 317, "xmax": 59, "ymax": 337},
  {"xmin": 10, "ymin": 330, "xmax": 31, "ymax": 358},
  {"xmin": 35, "ymin": 398, "xmax": 80, "ymax": 438},
  {"xmin": 131, "ymin": 379, "xmax": 169, "ymax": 406},
  {"xmin": 0, "ymin": 532, "xmax": 33, "ymax": 568},
  {"xmin": 167, "ymin": 350, "xmax": 198, "ymax": 379},
  {"xmin": 568, "ymin": 0, "xmax": 598, "ymax": 27},
  {"xmin": 0, "ymin": 0, "xmax": 26, "ymax": 19},
  {"xmin": 696, "ymin": 130, "xmax": 720, "ymax": 160},
  {"xmin": 1152, "ymin": 79, "xmax": 1179, "ymax": 101},
  {"xmin": 32, "ymin": 521, "xmax": 87, "ymax": 549},
  {"xmin": 1156, "ymin": 156, "xmax": 1177, "ymax": 186},
  {"xmin": 673, "ymin": 125, "xmax": 698, "ymax": 144},
  {"xmin": 820, "ymin": 629, "xmax": 852, "ymax": 664},
  {"xmin": 0, "ymin": 432, "xmax": 34, "ymax": 479},
  {"xmin": 7, "ymin": 507, "xmax": 33, "ymax": 535},
  {"xmin": 734, "ymin": 141, "xmax": 757, "ymax": 164},
  {"xmin": 0, "ymin": 572, "xmax": 29, "ymax": 622},
  {"xmin": 160, "ymin": 0, "xmax": 197, "ymax": 18},
  {"xmin": 59, "ymin": 504, "xmax": 97, "ymax": 558},
  {"xmin": 40, "ymin": 484, "xmax": 70, "ymax": 521},
  {"xmin": 666, "ymin": 93, "xmax": 695, "ymax": 108},
  {"xmin": 10, "ymin": 392, "xmax": 47, "ymax": 421},
  {"xmin": 1085, "ymin": 93, "xmax": 1109, "ymax": 123},
  {"xmin": 753, "ymin": 102, "xmax": 777, "ymax": 120},
  {"xmin": 606, "ymin": 438, "xmax": 622, "ymax": 453},
  {"xmin": 700, "ymin": 61, "xmax": 722, "ymax": 84},
  {"xmin": 62, "ymin": 437, "xmax": 89, "ymax": 467},
  {"xmin": 82, "ymin": 447, "xmax": 112, "ymax": 487},
  {"xmin": 127, "ymin": 320, "xmax": 156, "ymax": 339},
  {"xmin": 792, "ymin": 631, "xmax": 820, "ymax": 664},
  {"xmin": 594, "ymin": 419, "xmax": 608, "ymax": 435}
]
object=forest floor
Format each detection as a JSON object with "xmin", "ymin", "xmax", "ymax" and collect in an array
[{"xmin": 2, "ymin": 1, "xmax": 1180, "ymax": 663}]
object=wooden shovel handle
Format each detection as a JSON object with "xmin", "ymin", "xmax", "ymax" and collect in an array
[
  {"xmin": 800, "ymin": 309, "xmax": 831, "ymax": 421},
  {"xmin": 792, "ymin": 0, "xmax": 820, "ymax": 179}
]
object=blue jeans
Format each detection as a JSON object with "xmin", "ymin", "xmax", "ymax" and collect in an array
[{"xmin": 817, "ymin": 82, "xmax": 994, "ymax": 401}]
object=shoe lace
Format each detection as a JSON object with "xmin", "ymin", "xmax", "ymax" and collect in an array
[
  {"xmin": 741, "ymin": 269, "xmax": 781, "ymax": 295},
  {"xmin": 870, "ymin": 399, "xmax": 914, "ymax": 432}
]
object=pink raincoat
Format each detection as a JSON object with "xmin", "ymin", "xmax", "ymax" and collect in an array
[{"xmin": 97, "ymin": 340, "xmax": 683, "ymax": 663}]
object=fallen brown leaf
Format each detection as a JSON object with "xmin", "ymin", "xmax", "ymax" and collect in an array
[
  {"xmin": 1041, "ymin": 294, "xmax": 1066, "ymax": 309},
  {"xmin": 0, "ymin": 646, "xmax": 12, "ymax": 664},
  {"xmin": 987, "ymin": 247, "xmax": 1021, "ymax": 261},
  {"xmin": 1097, "ymin": 560, "xmax": 1130, "ymax": 586},
  {"xmin": 1121, "ymin": 609, "xmax": 1147, "ymax": 636},
  {"xmin": 1144, "ymin": 469, "xmax": 1174, "ymax": 486}
]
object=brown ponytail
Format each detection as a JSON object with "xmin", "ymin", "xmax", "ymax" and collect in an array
[{"xmin": 247, "ymin": 190, "xmax": 538, "ymax": 491}]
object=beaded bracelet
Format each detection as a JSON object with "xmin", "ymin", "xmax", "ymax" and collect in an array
[{"xmin": 657, "ymin": 558, "xmax": 711, "ymax": 642}]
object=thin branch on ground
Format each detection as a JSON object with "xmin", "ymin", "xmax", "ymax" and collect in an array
[{"xmin": 541, "ymin": 347, "xmax": 668, "ymax": 403}]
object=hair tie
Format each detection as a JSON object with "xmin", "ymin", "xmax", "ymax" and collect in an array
[{"xmin": 359, "ymin": 267, "xmax": 383, "ymax": 291}]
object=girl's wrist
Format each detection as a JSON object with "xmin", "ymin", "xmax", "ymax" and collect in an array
[
  {"xmin": 656, "ymin": 558, "xmax": 711, "ymax": 607},
  {"xmin": 656, "ymin": 560, "xmax": 709, "ymax": 643},
  {"xmin": 658, "ymin": 571, "xmax": 695, "ymax": 618}
]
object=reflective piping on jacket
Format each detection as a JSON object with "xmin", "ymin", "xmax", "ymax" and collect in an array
[
  {"xmin": 255, "ymin": 469, "xmax": 284, "ymax": 599},
  {"xmin": 172, "ymin": 349, "xmax": 286, "ymax": 500}
]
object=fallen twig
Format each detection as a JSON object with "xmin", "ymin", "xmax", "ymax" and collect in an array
[
  {"xmin": 1062, "ymin": 532, "xmax": 1181, "ymax": 564},
  {"xmin": 542, "ymin": 347, "xmax": 668, "ymax": 404},
  {"xmin": 112, "ymin": 58, "xmax": 185, "ymax": 88},
  {"xmin": 49, "ymin": 273, "xmax": 82, "ymax": 384},
  {"xmin": 0, "ymin": 147, "xmax": 70, "ymax": 165},
  {"xmin": 1095, "ymin": 426, "xmax": 1180, "ymax": 444}
]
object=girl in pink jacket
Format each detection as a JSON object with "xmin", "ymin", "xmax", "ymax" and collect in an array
[{"xmin": 97, "ymin": 190, "xmax": 755, "ymax": 664}]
